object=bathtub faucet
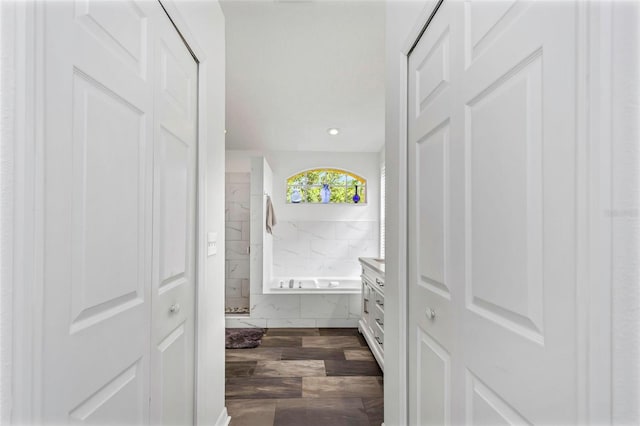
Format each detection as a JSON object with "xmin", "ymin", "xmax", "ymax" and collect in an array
[{"xmin": 289, "ymin": 279, "xmax": 294, "ymax": 289}]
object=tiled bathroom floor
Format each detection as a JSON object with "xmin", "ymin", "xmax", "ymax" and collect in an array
[{"xmin": 225, "ymin": 328, "xmax": 383, "ymax": 426}]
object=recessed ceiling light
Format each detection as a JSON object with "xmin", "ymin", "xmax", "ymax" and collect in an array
[{"xmin": 327, "ymin": 128, "xmax": 340, "ymax": 136}]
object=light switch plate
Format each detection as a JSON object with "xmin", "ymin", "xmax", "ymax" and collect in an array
[{"xmin": 207, "ymin": 232, "xmax": 217, "ymax": 256}]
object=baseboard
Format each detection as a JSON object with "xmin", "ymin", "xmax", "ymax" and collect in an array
[{"xmin": 214, "ymin": 407, "xmax": 231, "ymax": 426}]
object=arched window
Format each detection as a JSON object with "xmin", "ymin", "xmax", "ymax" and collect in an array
[{"xmin": 286, "ymin": 168, "xmax": 366, "ymax": 204}]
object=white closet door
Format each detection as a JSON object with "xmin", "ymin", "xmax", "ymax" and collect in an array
[
  {"xmin": 149, "ymin": 8, "xmax": 198, "ymax": 426},
  {"xmin": 408, "ymin": 1, "xmax": 579, "ymax": 424},
  {"xmin": 41, "ymin": 1, "xmax": 197, "ymax": 424},
  {"xmin": 42, "ymin": 1, "xmax": 158, "ymax": 423}
]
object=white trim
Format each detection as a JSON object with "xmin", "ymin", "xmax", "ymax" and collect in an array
[
  {"xmin": 214, "ymin": 407, "xmax": 231, "ymax": 426},
  {"xmin": 579, "ymin": 1, "xmax": 614, "ymax": 422},
  {"xmin": 2, "ymin": 1, "xmax": 45, "ymax": 423},
  {"xmin": 607, "ymin": 1, "xmax": 640, "ymax": 422}
]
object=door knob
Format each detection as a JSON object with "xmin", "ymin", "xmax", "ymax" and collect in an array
[
  {"xmin": 426, "ymin": 308, "xmax": 436, "ymax": 319},
  {"xmin": 169, "ymin": 304, "xmax": 181, "ymax": 314}
]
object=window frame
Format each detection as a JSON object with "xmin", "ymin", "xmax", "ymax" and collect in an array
[{"xmin": 285, "ymin": 167, "xmax": 368, "ymax": 205}]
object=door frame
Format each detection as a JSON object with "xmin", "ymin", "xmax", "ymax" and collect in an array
[
  {"xmin": 1, "ymin": 1, "xmax": 215, "ymax": 424},
  {"xmin": 387, "ymin": 0, "xmax": 617, "ymax": 424}
]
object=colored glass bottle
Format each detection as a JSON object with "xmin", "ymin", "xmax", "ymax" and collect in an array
[
  {"xmin": 321, "ymin": 184, "xmax": 331, "ymax": 203},
  {"xmin": 353, "ymin": 185, "xmax": 361, "ymax": 203}
]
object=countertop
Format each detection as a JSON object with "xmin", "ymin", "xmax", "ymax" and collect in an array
[{"xmin": 358, "ymin": 257, "xmax": 385, "ymax": 276}]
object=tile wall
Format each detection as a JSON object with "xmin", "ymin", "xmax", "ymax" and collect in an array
[
  {"xmin": 225, "ymin": 172, "xmax": 251, "ymax": 312},
  {"xmin": 272, "ymin": 221, "xmax": 379, "ymax": 278},
  {"xmin": 225, "ymin": 293, "xmax": 363, "ymax": 329}
]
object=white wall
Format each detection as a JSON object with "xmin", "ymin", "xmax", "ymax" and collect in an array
[
  {"xmin": 225, "ymin": 150, "xmax": 379, "ymax": 328},
  {"xmin": 610, "ymin": 2, "xmax": 640, "ymax": 423},
  {"xmin": 0, "ymin": 1, "xmax": 14, "ymax": 422}
]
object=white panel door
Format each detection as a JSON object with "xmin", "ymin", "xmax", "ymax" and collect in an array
[
  {"xmin": 150, "ymin": 9, "xmax": 198, "ymax": 426},
  {"xmin": 42, "ymin": 0, "xmax": 158, "ymax": 423},
  {"xmin": 41, "ymin": 1, "xmax": 197, "ymax": 424},
  {"xmin": 408, "ymin": 1, "xmax": 579, "ymax": 424}
]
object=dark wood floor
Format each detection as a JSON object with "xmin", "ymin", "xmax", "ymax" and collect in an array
[{"xmin": 225, "ymin": 328, "xmax": 383, "ymax": 426}]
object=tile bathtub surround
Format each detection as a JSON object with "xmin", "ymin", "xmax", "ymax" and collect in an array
[
  {"xmin": 226, "ymin": 172, "xmax": 251, "ymax": 312},
  {"xmin": 225, "ymin": 328, "xmax": 383, "ymax": 426},
  {"xmin": 225, "ymin": 292, "xmax": 362, "ymax": 329},
  {"xmin": 272, "ymin": 220, "xmax": 379, "ymax": 279}
]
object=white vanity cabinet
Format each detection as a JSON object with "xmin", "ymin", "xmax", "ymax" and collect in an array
[{"xmin": 358, "ymin": 257, "xmax": 385, "ymax": 371}]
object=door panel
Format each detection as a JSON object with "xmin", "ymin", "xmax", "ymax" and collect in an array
[
  {"xmin": 465, "ymin": 370, "xmax": 529, "ymax": 425},
  {"xmin": 466, "ymin": 50, "xmax": 544, "ymax": 343},
  {"xmin": 68, "ymin": 361, "xmax": 145, "ymax": 424},
  {"xmin": 408, "ymin": 1, "xmax": 578, "ymax": 424},
  {"xmin": 416, "ymin": 329, "xmax": 451, "ymax": 426},
  {"xmin": 150, "ymin": 8, "xmax": 198, "ymax": 426},
  {"xmin": 69, "ymin": 71, "xmax": 147, "ymax": 334},
  {"xmin": 74, "ymin": 0, "xmax": 147, "ymax": 77}
]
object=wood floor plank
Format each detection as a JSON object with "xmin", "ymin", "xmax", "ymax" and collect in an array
[
  {"xmin": 301, "ymin": 377, "xmax": 383, "ymax": 398},
  {"xmin": 324, "ymin": 360, "xmax": 383, "ymax": 377},
  {"xmin": 281, "ymin": 347, "xmax": 346, "ymax": 361},
  {"xmin": 362, "ymin": 397, "xmax": 384, "ymax": 426},
  {"xmin": 226, "ymin": 347, "xmax": 282, "ymax": 362},
  {"xmin": 302, "ymin": 336, "xmax": 363, "ymax": 348},
  {"xmin": 227, "ymin": 399, "xmax": 276, "ymax": 426},
  {"xmin": 260, "ymin": 336, "xmax": 303, "ymax": 347},
  {"xmin": 226, "ymin": 361, "xmax": 257, "ymax": 378},
  {"xmin": 344, "ymin": 349, "xmax": 376, "ymax": 361},
  {"xmin": 274, "ymin": 398, "xmax": 370, "ymax": 426},
  {"xmin": 226, "ymin": 377, "xmax": 302, "ymax": 399},
  {"xmin": 253, "ymin": 360, "xmax": 326, "ymax": 378}
]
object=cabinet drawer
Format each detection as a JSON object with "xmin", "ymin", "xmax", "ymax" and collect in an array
[
  {"xmin": 361, "ymin": 267, "xmax": 385, "ymax": 294},
  {"xmin": 374, "ymin": 328, "xmax": 384, "ymax": 349},
  {"xmin": 373, "ymin": 294, "xmax": 384, "ymax": 314},
  {"xmin": 373, "ymin": 316, "xmax": 384, "ymax": 331}
]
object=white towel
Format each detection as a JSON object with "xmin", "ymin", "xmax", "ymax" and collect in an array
[{"xmin": 265, "ymin": 195, "xmax": 277, "ymax": 234}]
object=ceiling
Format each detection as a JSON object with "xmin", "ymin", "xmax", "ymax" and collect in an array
[{"xmin": 220, "ymin": 0, "xmax": 385, "ymax": 152}]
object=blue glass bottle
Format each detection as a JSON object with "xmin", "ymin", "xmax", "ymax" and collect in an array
[
  {"xmin": 291, "ymin": 188, "xmax": 302, "ymax": 203},
  {"xmin": 321, "ymin": 184, "xmax": 331, "ymax": 203},
  {"xmin": 353, "ymin": 185, "xmax": 361, "ymax": 203}
]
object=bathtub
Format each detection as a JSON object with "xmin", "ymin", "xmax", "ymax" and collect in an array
[{"xmin": 268, "ymin": 277, "xmax": 361, "ymax": 294}]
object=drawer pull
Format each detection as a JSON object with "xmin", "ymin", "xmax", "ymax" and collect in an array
[
  {"xmin": 375, "ymin": 318, "xmax": 384, "ymax": 327},
  {"xmin": 375, "ymin": 336, "xmax": 383, "ymax": 346},
  {"xmin": 375, "ymin": 278, "xmax": 384, "ymax": 286},
  {"xmin": 363, "ymin": 298, "xmax": 369, "ymax": 314}
]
